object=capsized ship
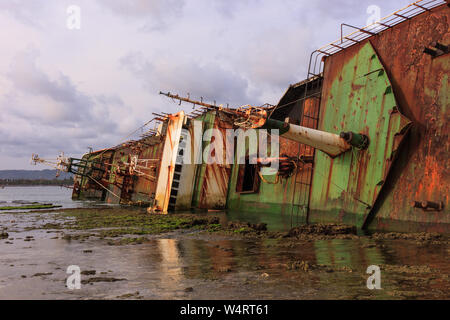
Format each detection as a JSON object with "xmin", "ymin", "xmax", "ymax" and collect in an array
[{"xmin": 33, "ymin": 0, "xmax": 449, "ymax": 233}]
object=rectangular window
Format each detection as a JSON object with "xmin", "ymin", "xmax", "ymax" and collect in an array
[{"xmin": 236, "ymin": 155, "xmax": 259, "ymax": 193}]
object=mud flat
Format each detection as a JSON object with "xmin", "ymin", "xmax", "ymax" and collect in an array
[{"xmin": 0, "ymin": 207, "xmax": 448, "ymax": 300}]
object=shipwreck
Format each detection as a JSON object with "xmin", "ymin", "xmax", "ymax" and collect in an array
[{"xmin": 33, "ymin": 0, "xmax": 449, "ymax": 233}]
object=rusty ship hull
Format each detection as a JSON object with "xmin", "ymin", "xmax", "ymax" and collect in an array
[{"xmin": 70, "ymin": 1, "xmax": 449, "ymax": 233}]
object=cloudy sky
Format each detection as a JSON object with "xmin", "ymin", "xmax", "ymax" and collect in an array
[{"xmin": 0, "ymin": 0, "xmax": 411, "ymax": 170}]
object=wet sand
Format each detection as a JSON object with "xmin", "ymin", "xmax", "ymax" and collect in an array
[{"xmin": 0, "ymin": 207, "xmax": 448, "ymax": 300}]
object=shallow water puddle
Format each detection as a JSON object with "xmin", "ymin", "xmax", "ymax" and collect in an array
[{"xmin": 0, "ymin": 211, "xmax": 448, "ymax": 299}]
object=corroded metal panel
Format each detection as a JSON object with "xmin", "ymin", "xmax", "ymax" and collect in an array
[
  {"xmin": 191, "ymin": 112, "xmax": 216, "ymax": 208},
  {"xmin": 198, "ymin": 114, "xmax": 233, "ymax": 210},
  {"xmin": 362, "ymin": 5, "xmax": 449, "ymax": 232},
  {"xmin": 309, "ymin": 41, "xmax": 411, "ymax": 229},
  {"xmin": 106, "ymin": 146, "xmax": 133, "ymax": 204},
  {"xmin": 187, "ymin": 111, "xmax": 233, "ymax": 210},
  {"xmin": 131, "ymin": 137, "xmax": 164, "ymax": 204}
]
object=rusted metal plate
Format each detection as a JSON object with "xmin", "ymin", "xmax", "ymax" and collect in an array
[
  {"xmin": 184, "ymin": 111, "xmax": 233, "ymax": 210},
  {"xmin": 130, "ymin": 137, "xmax": 163, "ymax": 204},
  {"xmin": 106, "ymin": 146, "xmax": 133, "ymax": 204},
  {"xmin": 198, "ymin": 114, "xmax": 233, "ymax": 210},
  {"xmin": 309, "ymin": 41, "xmax": 412, "ymax": 229},
  {"xmin": 362, "ymin": 5, "xmax": 450, "ymax": 232}
]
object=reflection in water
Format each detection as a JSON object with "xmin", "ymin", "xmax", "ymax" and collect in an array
[
  {"xmin": 0, "ymin": 224, "xmax": 447, "ymax": 299},
  {"xmin": 149, "ymin": 237, "xmax": 449, "ymax": 299},
  {"xmin": 157, "ymin": 239, "xmax": 183, "ymax": 290},
  {"xmin": 314, "ymin": 239, "xmax": 385, "ymax": 268}
]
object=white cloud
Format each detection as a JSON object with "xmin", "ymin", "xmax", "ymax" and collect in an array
[{"xmin": 96, "ymin": 0, "xmax": 186, "ymax": 31}]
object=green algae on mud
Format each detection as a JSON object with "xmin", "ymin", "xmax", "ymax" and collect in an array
[
  {"xmin": 54, "ymin": 207, "xmax": 223, "ymax": 238},
  {"xmin": 0, "ymin": 204, "xmax": 63, "ymax": 211},
  {"xmin": 20, "ymin": 207, "xmax": 450, "ymax": 249},
  {"xmin": 199, "ymin": 221, "xmax": 360, "ymax": 241}
]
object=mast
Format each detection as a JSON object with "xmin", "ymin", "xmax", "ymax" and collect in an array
[{"xmin": 160, "ymin": 92, "xmax": 369, "ymax": 157}]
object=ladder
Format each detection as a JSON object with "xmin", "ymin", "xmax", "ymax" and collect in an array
[{"xmin": 289, "ymin": 79, "xmax": 322, "ymax": 227}]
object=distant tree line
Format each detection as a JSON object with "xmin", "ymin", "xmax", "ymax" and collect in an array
[
  {"xmin": 0, "ymin": 169, "xmax": 72, "ymax": 180},
  {"xmin": 0, "ymin": 177, "xmax": 74, "ymax": 186}
]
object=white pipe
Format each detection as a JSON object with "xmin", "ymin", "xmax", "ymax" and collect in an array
[{"xmin": 284, "ymin": 124, "xmax": 351, "ymax": 157}]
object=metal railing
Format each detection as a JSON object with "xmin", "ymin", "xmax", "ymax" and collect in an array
[{"xmin": 307, "ymin": 0, "xmax": 447, "ymax": 77}]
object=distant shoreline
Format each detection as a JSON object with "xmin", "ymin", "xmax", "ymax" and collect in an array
[{"xmin": 0, "ymin": 178, "xmax": 73, "ymax": 187}]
